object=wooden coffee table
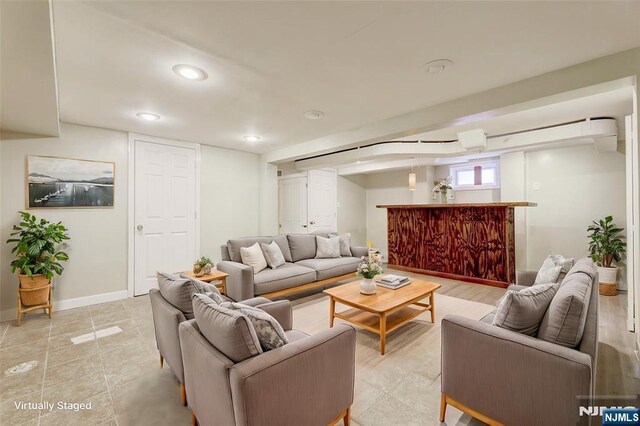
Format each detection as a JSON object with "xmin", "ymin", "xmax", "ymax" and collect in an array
[
  {"xmin": 182, "ymin": 270, "xmax": 229, "ymax": 295},
  {"xmin": 324, "ymin": 279, "xmax": 441, "ymax": 355}
]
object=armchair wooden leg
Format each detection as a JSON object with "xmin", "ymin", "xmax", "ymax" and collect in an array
[
  {"xmin": 181, "ymin": 383, "xmax": 187, "ymax": 406},
  {"xmin": 159, "ymin": 354, "xmax": 164, "ymax": 368},
  {"xmin": 16, "ymin": 297, "xmax": 22, "ymax": 326},
  {"xmin": 440, "ymin": 393, "xmax": 447, "ymax": 422},
  {"xmin": 191, "ymin": 410, "xmax": 197, "ymax": 426},
  {"xmin": 344, "ymin": 406, "xmax": 351, "ymax": 426}
]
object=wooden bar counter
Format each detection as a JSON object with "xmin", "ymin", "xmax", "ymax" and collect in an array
[{"xmin": 377, "ymin": 202, "xmax": 536, "ymax": 288}]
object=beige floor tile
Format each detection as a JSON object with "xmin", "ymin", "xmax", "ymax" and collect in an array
[
  {"xmin": 50, "ymin": 307, "xmax": 91, "ymax": 326},
  {"xmin": 0, "ymin": 366, "xmax": 45, "ymax": 401},
  {"xmin": 387, "ymin": 374, "xmax": 441, "ymax": 417},
  {"xmin": 0, "ymin": 326, "xmax": 50, "ymax": 349},
  {"xmin": 38, "ymin": 390, "xmax": 115, "ymax": 426},
  {"xmin": 96, "ymin": 327, "xmax": 143, "ymax": 353},
  {"xmin": 4, "ymin": 314, "xmax": 52, "ymax": 332},
  {"xmin": 100, "ymin": 340, "xmax": 155, "ymax": 366},
  {"xmin": 49, "ymin": 317, "xmax": 94, "ymax": 338},
  {"xmin": 44, "ymin": 355, "xmax": 103, "ymax": 389},
  {"xmin": 0, "ymin": 390, "xmax": 42, "ymax": 426},
  {"xmin": 357, "ymin": 394, "xmax": 431, "ymax": 426},
  {"xmin": 103, "ymin": 351, "xmax": 158, "ymax": 389},
  {"xmin": 0, "ymin": 340, "xmax": 49, "ymax": 370},
  {"xmin": 42, "ymin": 373, "xmax": 109, "ymax": 412},
  {"xmin": 46, "ymin": 339, "xmax": 100, "ymax": 369},
  {"xmin": 48, "ymin": 329, "xmax": 94, "ymax": 352},
  {"xmin": 351, "ymin": 379, "xmax": 386, "ymax": 418},
  {"xmin": 91, "ymin": 310, "xmax": 135, "ymax": 328},
  {"xmin": 90, "ymin": 302, "xmax": 128, "ymax": 318}
]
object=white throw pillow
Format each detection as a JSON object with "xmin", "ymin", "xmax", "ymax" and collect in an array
[
  {"xmin": 260, "ymin": 241, "xmax": 286, "ymax": 269},
  {"xmin": 240, "ymin": 242, "xmax": 268, "ymax": 273},
  {"xmin": 534, "ymin": 256, "xmax": 563, "ymax": 285},
  {"xmin": 315, "ymin": 235, "xmax": 341, "ymax": 259}
]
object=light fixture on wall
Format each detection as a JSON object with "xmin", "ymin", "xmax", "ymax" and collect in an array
[{"xmin": 408, "ymin": 158, "xmax": 416, "ymax": 190}]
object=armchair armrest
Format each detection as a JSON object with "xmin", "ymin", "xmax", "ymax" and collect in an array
[
  {"xmin": 350, "ymin": 246, "xmax": 368, "ymax": 258},
  {"xmin": 515, "ymin": 270, "xmax": 538, "ymax": 286},
  {"xmin": 229, "ymin": 324, "xmax": 356, "ymax": 426},
  {"xmin": 255, "ymin": 300, "xmax": 293, "ymax": 331},
  {"xmin": 441, "ymin": 314, "xmax": 592, "ymax": 426},
  {"xmin": 217, "ymin": 260, "xmax": 255, "ymax": 301}
]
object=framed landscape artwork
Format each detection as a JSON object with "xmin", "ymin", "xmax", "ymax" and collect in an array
[{"xmin": 27, "ymin": 156, "xmax": 115, "ymax": 209}]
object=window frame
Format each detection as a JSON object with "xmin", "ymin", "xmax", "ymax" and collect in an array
[{"xmin": 449, "ymin": 160, "xmax": 500, "ymax": 191}]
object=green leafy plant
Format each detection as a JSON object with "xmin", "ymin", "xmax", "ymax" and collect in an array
[
  {"xmin": 6, "ymin": 212, "xmax": 70, "ymax": 280},
  {"xmin": 587, "ymin": 215, "xmax": 626, "ymax": 268},
  {"xmin": 193, "ymin": 256, "xmax": 213, "ymax": 274}
]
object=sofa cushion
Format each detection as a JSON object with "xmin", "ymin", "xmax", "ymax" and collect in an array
[
  {"xmin": 227, "ymin": 237, "xmax": 273, "ymax": 263},
  {"xmin": 261, "ymin": 241, "xmax": 286, "ymax": 269},
  {"xmin": 492, "ymin": 283, "xmax": 558, "ymax": 336},
  {"xmin": 287, "ymin": 234, "xmax": 317, "ymax": 262},
  {"xmin": 538, "ymin": 267, "xmax": 593, "ymax": 348},
  {"xmin": 534, "ymin": 257, "xmax": 563, "ymax": 285},
  {"xmin": 562, "ymin": 257, "xmax": 597, "ymax": 282},
  {"xmin": 295, "ymin": 257, "xmax": 360, "ymax": 281},
  {"xmin": 157, "ymin": 272, "xmax": 219, "ymax": 317},
  {"xmin": 240, "ymin": 242, "xmax": 268, "ymax": 273},
  {"xmin": 272, "ymin": 235, "xmax": 293, "ymax": 263},
  {"xmin": 253, "ymin": 263, "xmax": 317, "ymax": 295},
  {"xmin": 192, "ymin": 294, "xmax": 262, "ymax": 362},
  {"xmin": 315, "ymin": 235, "xmax": 341, "ymax": 259},
  {"xmin": 220, "ymin": 302, "xmax": 289, "ymax": 351}
]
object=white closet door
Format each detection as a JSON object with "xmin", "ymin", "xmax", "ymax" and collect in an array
[
  {"xmin": 307, "ymin": 169, "xmax": 337, "ymax": 234},
  {"xmin": 278, "ymin": 177, "xmax": 308, "ymax": 234},
  {"xmin": 134, "ymin": 140, "xmax": 197, "ymax": 296}
]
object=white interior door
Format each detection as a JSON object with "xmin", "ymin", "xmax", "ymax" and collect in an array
[
  {"xmin": 134, "ymin": 140, "xmax": 197, "ymax": 296},
  {"xmin": 307, "ymin": 169, "xmax": 337, "ymax": 234},
  {"xmin": 278, "ymin": 177, "xmax": 308, "ymax": 234}
]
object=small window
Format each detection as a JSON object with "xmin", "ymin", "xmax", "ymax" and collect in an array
[{"xmin": 450, "ymin": 161, "xmax": 500, "ymax": 190}]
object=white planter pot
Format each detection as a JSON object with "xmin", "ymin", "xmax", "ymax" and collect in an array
[
  {"xmin": 597, "ymin": 266, "xmax": 618, "ymax": 284},
  {"xmin": 360, "ymin": 278, "xmax": 377, "ymax": 295}
]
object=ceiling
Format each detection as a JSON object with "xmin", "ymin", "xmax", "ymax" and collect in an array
[
  {"xmin": 0, "ymin": 0, "xmax": 59, "ymax": 137},
  {"xmin": 50, "ymin": 1, "xmax": 640, "ymax": 154}
]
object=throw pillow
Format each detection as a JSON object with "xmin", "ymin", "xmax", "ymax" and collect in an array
[
  {"xmin": 538, "ymin": 271, "xmax": 592, "ymax": 348},
  {"xmin": 180, "ymin": 274, "xmax": 225, "ymax": 304},
  {"xmin": 192, "ymin": 294, "xmax": 262, "ymax": 362},
  {"xmin": 549, "ymin": 254, "xmax": 575, "ymax": 282},
  {"xmin": 534, "ymin": 257, "xmax": 563, "ymax": 285},
  {"xmin": 220, "ymin": 302, "xmax": 289, "ymax": 351},
  {"xmin": 492, "ymin": 283, "xmax": 559, "ymax": 336},
  {"xmin": 272, "ymin": 235, "xmax": 293, "ymax": 263},
  {"xmin": 240, "ymin": 242, "xmax": 268, "ymax": 273},
  {"xmin": 260, "ymin": 241, "xmax": 286, "ymax": 269},
  {"xmin": 315, "ymin": 235, "xmax": 341, "ymax": 259},
  {"xmin": 336, "ymin": 233, "xmax": 352, "ymax": 257},
  {"xmin": 157, "ymin": 272, "xmax": 220, "ymax": 316}
]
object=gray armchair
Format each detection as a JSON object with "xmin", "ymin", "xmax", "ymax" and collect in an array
[
  {"xmin": 179, "ymin": 300, "xmax": 356, "ymax": 426},
  {"xmin": 149, "ymin": 288, "xmax": 273, "ymax": 405}
]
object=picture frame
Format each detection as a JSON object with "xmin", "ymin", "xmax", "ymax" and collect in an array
[{"xmin": 26, "ymin": 155, "xmax": 115, "ymax": 209}]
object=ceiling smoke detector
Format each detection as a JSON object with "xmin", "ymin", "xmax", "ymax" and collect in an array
[
  {"xmin": 305, "ymin": 110, "xmax": 325, "ymax": 120},
  {"xmin": 423, "ymin": 59, "xmax": 453, "ymax": 74}
]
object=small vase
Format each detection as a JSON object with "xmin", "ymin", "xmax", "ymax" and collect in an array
[
  {"xmin": 360, "ymin": 278, "xmax": 377, "ymax": 295},
  {"xmin": 440, "ymin": 191, "xmax": 448, "ymax": 204},
  {"xmin": 202, "ymin": 264, "xmax": 212, "ymax": 275}
]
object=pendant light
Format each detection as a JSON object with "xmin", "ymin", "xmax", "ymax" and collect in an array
[{"xmin": 408, "ymin": 159, "xmax": 416, "ymax": 190}]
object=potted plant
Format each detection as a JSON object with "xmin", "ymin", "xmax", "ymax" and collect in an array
[
  {"xmin": 6, "ymin": 211, "xmax": 70, "ymax": 323},
  {"xmin": 357, "ymin": 249, "xmax": 383, "ymax": 295},
  {"xmin": 587, "ymin": 215, "xmax": 626, "ymax": 296},
  {"xmin": 192, "ymin": 256, "xmax": 213, "ymax": 276}
]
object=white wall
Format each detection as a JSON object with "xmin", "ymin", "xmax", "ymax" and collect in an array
[
  {"xmin": 200, "ymin": 145, "xmax": 262, "ymax": 263},
  {"xmin": 1, "ymin": 123, "xmax": 129, "ymax": 316},
  {"xmin": 501, "ymin": 151, "xmax": 528, "ymax": 270},
  {"xmin": 337, "ymin": 175, "xmax": 367, "ymax": 246},
  {"xmin": 525, "ymin": 144, "xmax": 627, "ymax": 285}
]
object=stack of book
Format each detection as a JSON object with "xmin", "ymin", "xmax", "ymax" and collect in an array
[{"xmin": 377, "ymin": 274, "xmax": 411, "ymax": 289}]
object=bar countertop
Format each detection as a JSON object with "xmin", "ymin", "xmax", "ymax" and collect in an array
[{"xmin": 376, "ymin": 202, "xmax": 537, "ymax": 209}]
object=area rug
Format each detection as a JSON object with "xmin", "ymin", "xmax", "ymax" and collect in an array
[{"xmin": 291, "ymin": 292, "xmax": 496, "ymax": 426}]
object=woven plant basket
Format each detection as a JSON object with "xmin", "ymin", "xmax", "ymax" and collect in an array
[{"xmin": 18, "ymin": 274, "xmax": 51, "ymax": 306}]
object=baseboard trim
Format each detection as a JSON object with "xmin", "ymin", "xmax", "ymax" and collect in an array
[{"xmin": 1, "ymin": 290, "xmax": 129, "ymax": 322}]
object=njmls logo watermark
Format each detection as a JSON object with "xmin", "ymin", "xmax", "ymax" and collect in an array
[{"xmin": 576, "ymin": 395, "xmax": 640, "ymax": 426}]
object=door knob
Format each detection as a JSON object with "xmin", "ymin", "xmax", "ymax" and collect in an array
[
  {"xmin": 137, "ymin": 224, "xmax": 144, "ymax": 231},
  {"xmin": 309, "ymin": 221, "xmax": 316, "ymax": 225},
  {"xmin": 302, "ymin": 224, "xmax": 307, "ymax": 228}
]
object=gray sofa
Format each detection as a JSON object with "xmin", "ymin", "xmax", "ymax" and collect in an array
[
  {"xmin": 217, "ymin": 234, "xmax": 368, "ymax": 301},
  {"xmin": 440, "ymin": 258, "xmax": 598, "ymax": 426},
  {"xmin": 149, "ymin": 287, "xmax": 278, "ymax": 405},
  {"xmin": 179, "ymin": 298, "xmax": 356, "ymax": 426}
]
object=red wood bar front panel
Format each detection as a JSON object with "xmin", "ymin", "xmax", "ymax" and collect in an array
[{"xmin": 387, "ymin": 206, "xmax": 515, "ymax": 287}]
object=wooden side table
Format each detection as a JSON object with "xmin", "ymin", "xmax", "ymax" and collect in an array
[{"xmin": 183, "ymin": 270, "xmax": 229, "ymax": 295}]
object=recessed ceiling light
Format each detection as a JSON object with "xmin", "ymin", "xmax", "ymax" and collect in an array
[
  {"xmin": 243, "ymin": 135, "xmax": 261, "ymax": 142},
  {"xmin": 172, "ymin": 64, "xmax": 208, "ymax": 81},
  {"xmin": 423, "ymin": 59, "xmax": 453, "ymax": 74},
  {"xmin": 305, "ymin": 110, "xmax": 325, "ymax": 120},
  {"xmin": 136, "ymin": 112, "xmax": 160, "ymax": 121}
]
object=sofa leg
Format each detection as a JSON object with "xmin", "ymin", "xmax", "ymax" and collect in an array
[
  {"xmin": 344, "ymin": 406, "xmax": 351, "ymax": 426},
  {"xmin": 191, "ymin": 410, "xmax": 197, "ymax": 426},
  {"xmin": 439, "ymin": 393, "xmax": 447, "ymax": 422},
  {"xmin": 181, "ymin": 383, "xmax": 187, "ymax": 406},
  {"xmin": 159, "ymin": 354, "xmax": 164, "ymax": 368}
]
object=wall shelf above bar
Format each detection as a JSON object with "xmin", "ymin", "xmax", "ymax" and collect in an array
[{"xmin": 376, "ymin": 202, "xmax": 537, "ymax": 209}]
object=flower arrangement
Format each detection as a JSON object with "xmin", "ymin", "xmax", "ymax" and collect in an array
[
  {"xmin": 432, "ymin": 176, "xmax": 453, "ymax": 195},
  {"xmin": 357, "ymin": 242, "xmax": 383, "ymax": 279},
  {"xmin": 193, "ymin": 257, "xmax": 213, "ymax": 276}
]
